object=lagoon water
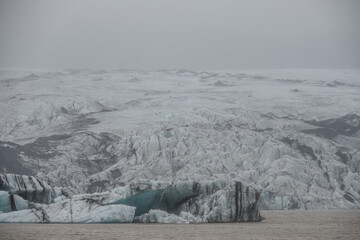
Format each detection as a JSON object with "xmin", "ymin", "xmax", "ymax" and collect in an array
[{"xmin": 1, "ymin": 210, "xmax": 359, "ymax": 240}]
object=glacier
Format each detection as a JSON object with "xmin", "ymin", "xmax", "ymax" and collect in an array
[{"xmin": 0, "ymin": 69, "xmax": 359, "ymax": 222}]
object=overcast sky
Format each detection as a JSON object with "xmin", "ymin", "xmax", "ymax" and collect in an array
[{"xmin": 0, "ymin": 0, "xmax": 359, "ymax": 70}]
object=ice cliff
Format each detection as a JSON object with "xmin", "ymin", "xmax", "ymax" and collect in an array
[
  {"xmin": 0, "ymin": 174, "xmax": 262, "ymax": 223},
  {"xmin": 0, "ymin": 174, "xmax": 60, "ymax": 206}
]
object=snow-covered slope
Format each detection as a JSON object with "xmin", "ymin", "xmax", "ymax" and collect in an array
[{"xmin": 0, "ymin": 69, "xmax": 359, "ymax": 209}]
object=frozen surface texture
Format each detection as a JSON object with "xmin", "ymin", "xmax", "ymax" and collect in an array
[{"xmin": 0, "ymin": 69, "xmax": 359, "ymax": 211}]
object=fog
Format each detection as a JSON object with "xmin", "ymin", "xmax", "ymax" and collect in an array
[{"xmin": 0, "ymin": 0, "xmax": 359, "ymax": 70}]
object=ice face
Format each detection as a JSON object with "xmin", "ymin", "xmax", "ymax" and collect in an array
[
  {"xmin": 0, "ymin": 191, "xmax": 29, "ymax": 213},
  {"xmin": 13, "ymin": 195, "xmax": 29, "ymax": 211},
  {"xmin": 114, "ymin": 189, "xmax": 162, "ymax": 216},
  {"xmin": 0, "ymin": 209, "xmax": 40, "ymax": 223},
  {"xmin": 0, "ymin": 178, "xmax": 263, "ymax": 223},
  {"xmin": 0, "ymin": 191, "xmax": 12, "ymax": 213},
  {"xmin": 179, "ymin": 181, "xmax": 263, "ymax": 222},
  {"xmin": 0, "ymin": 174, "xmax": 59, "ymax": 204},
  {"xmin": 110, "ymin": 180, "xmax": 263, "ymax": 223},
  {"xmin": 113, "ymin": 181, "xmax": 198, "ymax": 216}
]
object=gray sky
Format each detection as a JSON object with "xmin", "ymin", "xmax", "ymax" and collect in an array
[{"xmin": 0, "ymin": 0, "xmax": 359, "ymax": 70}]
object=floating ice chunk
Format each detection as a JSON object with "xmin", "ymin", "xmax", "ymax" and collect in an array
[
  {"xmin": 136, "ymin": 209, "xmax": 189, "ymax": 224},
  {"xmin": 0, "ymin": 198, "xmax": 135, "ymax": 223},
  {"xmin": 41, "ymin": 197, "xmax": 136, "ymax": 223},
  {"xmin": 179, "ymin": 211, "xmax": 202, "ymax": 223}
]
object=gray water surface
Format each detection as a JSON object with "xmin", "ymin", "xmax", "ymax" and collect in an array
[{"xmin": 0, "ymin": 210, "xmax": 359, "ymax": 240}]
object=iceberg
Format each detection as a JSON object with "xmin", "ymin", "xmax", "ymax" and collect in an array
[
  {"xmin": 107, "ymin": 180, "xmax": 263, "ymax": 223},
  {"xmin": 0, "ymin": 209, "xmax": 41, "ymax": 223},
  {"xmin": 135, "ymin": 209, "xmax": 190, "ymax": 224},
  {"xmin": 134, "ymin": 210, "xmax": 202, "ymax": 223},
  {"xmin": 0, "ymin": 195, "xmax": 135, "ymax": 223}
]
